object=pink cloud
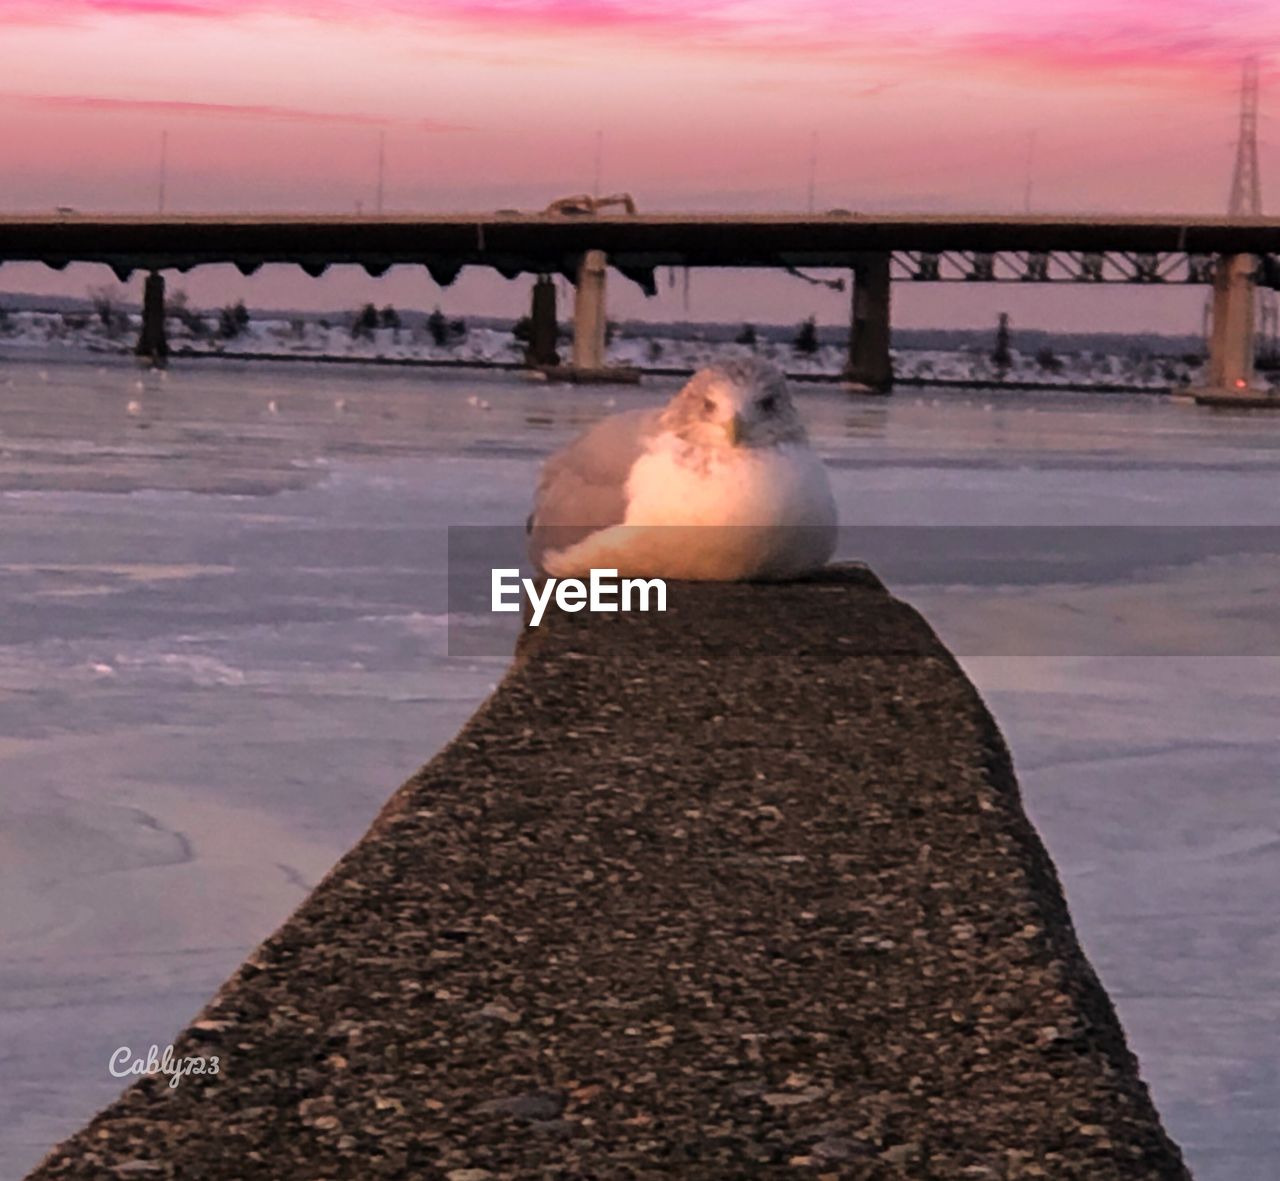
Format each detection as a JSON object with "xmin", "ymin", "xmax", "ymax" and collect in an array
[
  {"xmin": 735, "ymin": 77, "xmax": 899, "ymax": 99},
  {"xmin": 1, "ymin": 1, "xmax": 1277, "ymax": 92},
  {"xmin": 6, "ymin": 93, "xmax": 466, "ymax": 130},
  {"xmin": 953, "ymin": 11, "xmax": 1278, "ymax": 84}
]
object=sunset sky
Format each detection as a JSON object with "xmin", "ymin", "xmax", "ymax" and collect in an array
[{"xmin": 1, "ymin": 0, "xmax": 1276, "ymax": 329}]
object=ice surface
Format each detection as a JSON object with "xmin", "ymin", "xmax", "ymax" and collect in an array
[{"xmin": 1, "ymin": 355, "xmax": 1277, "ymax": 1179}]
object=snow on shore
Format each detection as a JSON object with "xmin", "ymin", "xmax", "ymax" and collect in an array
[{"xmin": 0, "ymin": 306, "xmax": 1223, "ymax": 389}]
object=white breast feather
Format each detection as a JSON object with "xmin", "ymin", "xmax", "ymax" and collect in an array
[{"xmin": 542, "ymin": 436, "xmax": 837, "ymax": 580}]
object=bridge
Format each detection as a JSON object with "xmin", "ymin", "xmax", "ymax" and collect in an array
[{"xmin": 3, "ymin": 211, "xmax": 1279, "ymax": 395}]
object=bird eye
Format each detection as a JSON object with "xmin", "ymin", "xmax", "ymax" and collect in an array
[
  {"xmin": 759, "ymin": 395, "xmax": 778, "ymax": 414},
  {"xmin": 703, "ymin": 397, "xmax": 717, "ymax": 415}
]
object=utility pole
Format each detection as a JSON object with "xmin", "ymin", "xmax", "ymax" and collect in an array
[
  {"xmin": 157, "ymin": 129, "xmax": 168, "ymax": 214},
  {"xmin": 376, "ymin": 130, "xmax": 386, "ymax": 216},
  {"xmin": 1023, "ymin": 130, "xmax": 1037, "ymax": 214},
  {"xmin": 807, "ymin": 131, "xmax": 818, "ymax": 214}
]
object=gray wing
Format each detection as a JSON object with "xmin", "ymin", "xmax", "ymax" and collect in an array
[{"xmin": 527, "ymin": 407, "xmax": 662, "ymax": 573}]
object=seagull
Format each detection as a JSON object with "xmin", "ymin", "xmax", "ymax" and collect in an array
[{"xmin": 528, "ymin": 358, "xmax": 836, "ymax": 580}]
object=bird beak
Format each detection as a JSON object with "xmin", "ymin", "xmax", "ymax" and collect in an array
[{"xmin": 725, "ymin": 414, "xmax": 746, "ymax": 446}]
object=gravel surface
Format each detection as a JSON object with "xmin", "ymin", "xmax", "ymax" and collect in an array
[{"xmin": 27, "ymin": 565, "xmax": 1191, "ymax": 1180}]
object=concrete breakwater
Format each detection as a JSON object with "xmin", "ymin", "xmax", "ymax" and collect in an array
[{"xmin": 28, "ymin": 565, "xmax": 1190, "ymax": 1179}]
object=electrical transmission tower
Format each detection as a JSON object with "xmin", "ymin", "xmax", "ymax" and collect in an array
[
  {"xmin": 1223, "ymin": 57, "xmax": 1278, "ymax": 370},
  {"xmin": 1228, "ymin": 56, "xmax": 1262, "ymax": 216}
]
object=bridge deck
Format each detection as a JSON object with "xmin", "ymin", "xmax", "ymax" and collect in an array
[{"xmin": 1, "ymin": 212, "xmax": 1278, "ymax": 286}]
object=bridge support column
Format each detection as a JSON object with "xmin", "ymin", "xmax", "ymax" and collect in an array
[
  {"xmin": 572, "ymin": 249, "xmax": 608, "ymax": 372},
  {"xmin": 845, "ymin": 253, "xmax": 892, "ymax": 393},
  {"xmin": 1208, "ymin": 253, "xmax": 1256, "ymax": 391},
  {"xmin": 134, "ymin": 271, "xmax": 168, "ymax": 367},
  {"xmin": 527, "ymin": 274, "xmax": 560, "ymax": 368}
]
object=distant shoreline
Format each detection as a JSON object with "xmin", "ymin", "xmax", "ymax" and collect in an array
[
  {"xmin": 0, "ymin": 343, "xmax": 1181, "ymax": 394},
  {"xmin": 1, "ymin": 300, "xmax": 1241, "ymax": 393},
  {"xmin": 160, "ymin": 347, "xmax": 1177, "ymax": 394}
]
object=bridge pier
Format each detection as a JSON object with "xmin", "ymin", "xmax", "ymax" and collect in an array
[
  {"xmin": 134, "ymin": 271, "xmax": 168, "ymax": 367},
  {"xmin": 572, "ymin": 249, "xmax": 608, "ymax": 371},
  {"xmin": 527, "ymin": 274, "xmax": 560, "ymax": 368},
  {"xmin": 1193, "ymin": 253, "xmax": 1279, "ymax": 406},
  {"xmin": 541, "ymin": 250, "xmax": 638, "ymax": 383},
  {"xmin": 1208, "ymin": 253, "xmax": 1256, "ymax": 390},
  {"xmin": 845, "ymin": 253, "xmax": 893, "ymax": 393}
]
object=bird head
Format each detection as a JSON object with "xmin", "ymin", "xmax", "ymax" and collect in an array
[{"xmin": 660, "ymin": 359, "xmax": 808, "ymax": 451}]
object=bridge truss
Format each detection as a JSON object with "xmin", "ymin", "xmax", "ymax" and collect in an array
[{"xmin": 889, "ymin": 250, "xmax": 1280, "ymax": 288}]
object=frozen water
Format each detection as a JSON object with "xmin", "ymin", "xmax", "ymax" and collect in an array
[{"xmin": 1, "ymin": 355, "xmax": 1277, "ymax": 1179}]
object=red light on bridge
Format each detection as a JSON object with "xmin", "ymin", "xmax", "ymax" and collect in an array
[{"xmin": 1235, "ymin": 378, "xmax": 1248, "ymax": 389}]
